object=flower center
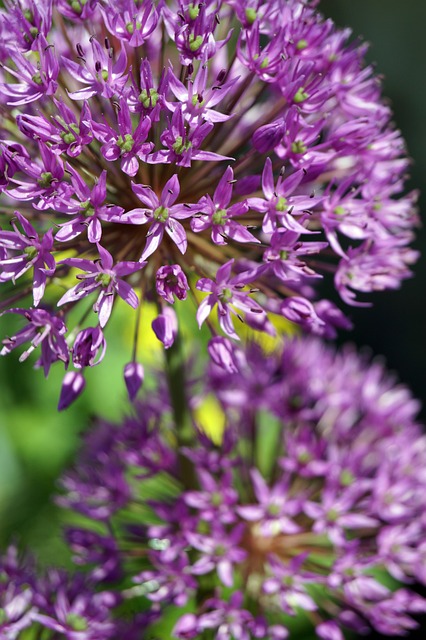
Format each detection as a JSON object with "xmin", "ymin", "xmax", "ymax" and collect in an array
[
  {"xmin": 172, "ymin": 136, "xmax": 192, "ymax": 155},
  {"xmin": 294, "ymin": 87, "xmax": 309, "ymax": 103},
  {"xmin": 212, "ymin": 209, "xmax": 227, "ymax": 225},
  {"xmin": 24, "ymin": 246, "xmax": 37, "ymax": 260},
  {"xmin": 291, "ymin": 140, "xmax": 307, "ymax": 154},
  {"xmin": 138, "ymin": 88, "xmax": 159, "ymax": 108},
  {"xmin": 79, "ymin": 200, "xmax": 95, "ymax": 217},
  {"xmin": 275, "ymin": 197, "xmax": 288, "ymax": 212},
  {"xmin": 153, "ymin": 206, "xmax": 169, "ymax": 222},
  {"xmin": 189, "ymin": 34, "xmax": 203, "ymax": 52},
  {"xmin": 96, "ymin": 273, "xmax": 112, "ymax": 287},
  {"xmin": 37, "ymin": 172, "xmax": 53, "ymax": 188},
  {"xmin": 220, "ymin": 287, "xmax": 233, "ymax": 303},
  {"xmin": 117, "ymin": 134, "xmax": 135, "ymax": 153},
  {"xmin": 66, "ymin": 613, "xmax": 88, "ymax": 631}
]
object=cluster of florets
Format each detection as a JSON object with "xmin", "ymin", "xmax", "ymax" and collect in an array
[
  {"xmin": 0, "ymin": 0, "xmax": 418, "ymax": 407},
  {"xmin": 3, "ymin": 337, "xmax": 424, "ymax": 639}
]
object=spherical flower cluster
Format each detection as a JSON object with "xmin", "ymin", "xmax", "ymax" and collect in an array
[
  {"xmin": 0, "ymin": 0, "xmax": 418, "ymax": 406},
  {"xmin": 0, "ymin": 337, "xmax": 418, "ymax": 639}
]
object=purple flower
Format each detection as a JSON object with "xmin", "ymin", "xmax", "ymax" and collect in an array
[
  {"xmin": 62, "ymin": 37, "xmax": 128, "ymax": 100},
  {"xmin": 156, "ymin": 264, "xmax": 189, "ymax": 304},
  {"xmin": 188, "ymin": 523, "xmax": 247, "ymax": 587},
  {"xmin": 57, "ymin": 245, "xmax": 144, "ymax": 327},
  {"xmin": 198, "ymin": 592, "xmax": 254, "ymax": 640},
  {"xmin": 44, "ymin": 335, "xmax": 426, "ymax": 638},
  {"xmin": 262, "ymin": 555, "xmax": 318, "ymax": 616},
  {"xmin": 92, "ymin": 103, "xmax": 153, "ymax": 176},
  {"xmin": 126, "ymin": 175, "xmax": 193, "ymax": 260},
  {"xmin": 0, "ymin": 34, "xmax": 58, "ymax": 105},
  {"xmin": 237, "ymin": 469, "xmax": 301, "ymax": 536},
  {"xmin": 207, "ymin": 336, "xmax": 239, "ymax": 373},
  {"xmin": 0, "ymin": 212, "xmax": 55, "ymax": 306},
  {"xmin": 54, "ymin": 168, "xmax": 124, "ymax": 243},
  {"xmin": 191, "ymin": 166, "xmax": 258, "ymax": 245},
  {"xmin": 72, "ymin": 326, "xmax": 106, "ymax": 369},
  {"xmin": 196, "ymin": 259, "xmax": 271, "ymax": 339},
  {"xmin": 100, "ymin": 0, "xmax": 158, "ymax": 47},
  {"xmin": 1, "ymin": 307, "xmax": 68, "ymax": 376},
  {"xmin": 0, "ymin": 0, "xmax": 418, "ymax": 403},
  {"xmin": 32, "ymin": 572, "xmax": 117, "ymax": 638}
]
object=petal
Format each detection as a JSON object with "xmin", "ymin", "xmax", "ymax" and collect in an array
[
  {"xmin": 97, "ymin": 244, "xmax": 114, "ymax": 270},
  {"xmin": 141, "ymin": 224, "xmax": 163, "ymax": 260},
  {"xmin": 96, "ymin": 290, "xmax": 114, "ymax": 327},
  {"xmin": 115, "ymin": 279, "xmax": 139, "ymax": 308},
  {"xmin": 166, "ymin": 220, "xmax": 187, "ymax": 254},
  {"xmin": 162, "ymin": 174, "xmax": 180, "ymax": 207},
  {"xmin": 196, "ymin": 296, "xmax": 215, "ymax": 328}
]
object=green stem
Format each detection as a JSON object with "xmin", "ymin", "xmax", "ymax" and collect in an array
[{"xmin": 164, "ymin": 329, "xmax": 197, "ymax": 489}]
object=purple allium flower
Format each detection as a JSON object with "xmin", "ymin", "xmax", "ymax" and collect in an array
[
  {"xmin": 57, "ymin": 244, "xmax": 144, "ymax": 327},
  {"xmin": 50, "ymin": 336, "xmax": 426, "ymax": 639},
  {"xmin": 32, "ymin": 571, "xmax": 117, "ymax": 638},
  {"xmin": 0, "ymin": 0, "xmax": 419, "ymax": 405},
  {"xmin": 0, "ymin": 307, "xmax": 68, "ymax": 376},
  {"xmin": 0, "ymin": 546, "xmax": 36, "ymax": 638},
  {"xmin": 156, "ymin": 264, "xmax": 189, "ymax": 304},
  {"xmin": 0, "ymin": 212, "xmax": 55, "ymax": 306},
  {"xmin": 72, "ymin": 326, "xmax": 106, "ymax": 369}
]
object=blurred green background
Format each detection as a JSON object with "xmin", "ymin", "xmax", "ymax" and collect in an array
[{"xmin": 0, "ymin": 0, "xmax": 425, "ymax": 602}]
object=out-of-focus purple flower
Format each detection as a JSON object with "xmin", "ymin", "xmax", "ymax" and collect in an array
[
  {"xmin": 207, "ymin": 336, "xmax": 239, "ymax": 373},
  {"xmin": 50, "ymin": 336, "xmax": 426, "ymax": 638},
  {"xmin": 32, "ymin": 571, "xmax": 117, "ymax": 638}
]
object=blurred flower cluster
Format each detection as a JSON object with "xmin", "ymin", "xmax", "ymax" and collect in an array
[
  {"xmin": 2, "ymin": 338, "xmax": 426, "ymax": 639},
  {"xmin": 0, "ymin": 0, "xmax": 419, "ymax": 406}
]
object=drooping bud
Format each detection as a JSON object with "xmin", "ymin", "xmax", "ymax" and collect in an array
[
  {"xmin": 58, "ymin": 371, "xmax": 85, "ymax": 411},
  {"xmin": 123, "ymin": 361, "xmax": 144, "ymax": 401},
  {"xmin": 152, "ymin": 307, "xmax": 178, "ymax": 349}
]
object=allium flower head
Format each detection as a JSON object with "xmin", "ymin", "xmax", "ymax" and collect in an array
[
  {"xmin": 0, "ymin": 0, "xmax": 419, "ymax": 405},
  {"xmin": 49, "ymin": 337, "xmax": 426, "ymax": 639}
]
